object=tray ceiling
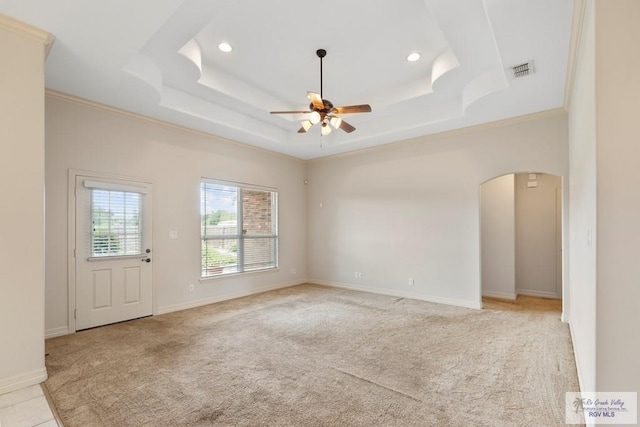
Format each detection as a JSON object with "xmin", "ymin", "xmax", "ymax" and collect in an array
[{"xmin": 1, "ymin": 0, "xmax": 574, "ymax": 159}]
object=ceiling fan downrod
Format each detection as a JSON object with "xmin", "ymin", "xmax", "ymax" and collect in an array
[{"xmin": 317, "ymin": 49, "xmax": 326, "ymax": 99}]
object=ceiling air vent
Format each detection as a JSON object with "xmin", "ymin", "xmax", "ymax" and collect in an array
[{"xmin": 510, "ymin": 61, "xmax": 534, "ymax": 79}]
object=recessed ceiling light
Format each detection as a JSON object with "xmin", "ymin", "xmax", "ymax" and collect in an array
[
  {"xmin": 407, "ymin": 52, "xmax": 421, "ymax": 62},
  {"xmin": 218, "ymin": 42, "xmax": 233, "ymax": 53}
]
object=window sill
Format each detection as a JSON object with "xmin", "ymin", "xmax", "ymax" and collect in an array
[{"xmin": 199, "ymin": 267, "xmax": 280, "ymax": 283}]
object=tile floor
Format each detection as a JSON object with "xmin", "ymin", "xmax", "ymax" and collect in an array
[{"xmin": 0, "ymin": 385, "xmax": 59, "ymax": 427}]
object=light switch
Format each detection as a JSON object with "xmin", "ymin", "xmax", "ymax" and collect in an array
[{"xmin": 169, "ymin": 230, "xmax": 178, "ymax": 240}]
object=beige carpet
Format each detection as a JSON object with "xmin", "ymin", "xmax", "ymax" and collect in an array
[{"xmin": 44, "ymin": 284, "xmax": 581, "ymax": 426}]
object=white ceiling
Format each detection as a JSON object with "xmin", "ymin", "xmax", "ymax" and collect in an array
[{"xmin": 1, "ymin": 0, "xmax": 574, "ymax": 160}]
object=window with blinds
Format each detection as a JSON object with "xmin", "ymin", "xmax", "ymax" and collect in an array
[
  {"xmin": 201, "ymin": 180, "xmax": 278, "ymax": 277},
  {"xmin": 90, "ymin": 189, "xmax": 143, "ymax": 257}
]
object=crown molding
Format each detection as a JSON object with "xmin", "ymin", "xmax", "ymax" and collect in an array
[
  {"xmin": 0, "ymin": 13, "xmax": 55, "ymax": 58},
  {"xmin": 310, "ymin": 107, "xmax": 567, "ymax": 163},
  {"xmin": 47, "ymin": 89, "xmax": 567, "ymax": 165},
  {"xmin": 563, "ymin": 0, "xmax": 587, "ymax": 111},
  {"xmin": 45, "ymin": 89, "xmax": 305, "ymax": 164}
]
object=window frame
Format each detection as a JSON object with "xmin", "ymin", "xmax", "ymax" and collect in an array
[{"xmin": 200, "ymin": 178, "xmax": 278, "ymax": 279}]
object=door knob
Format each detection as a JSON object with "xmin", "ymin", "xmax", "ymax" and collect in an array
[{"xmin": 142, "ymin": 257, "xmax": 151, "ymax": 263}]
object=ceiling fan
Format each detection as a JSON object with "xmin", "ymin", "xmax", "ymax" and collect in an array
[{"xmin": 270, "ymin": 49, "xmax": 372, "ymax": 135}]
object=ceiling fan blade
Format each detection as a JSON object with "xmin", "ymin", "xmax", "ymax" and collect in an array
[
  {"xmin": 339, "ymin": 119, "xmax": 356, "ymax": 133},
  {"xmin": 307, "ymin": 92, "xmax": 324, "ymax": 110},
  {"xmin": 332, "ymin": 104, "xmax": 372, "ymax": 114},
  {"xmin": 270, "ymin": 110, "xmax": 312, "ymax": 114},
  {"xmin": 297, "ymin": 126, "xmax": 308, "ymax": 133}
]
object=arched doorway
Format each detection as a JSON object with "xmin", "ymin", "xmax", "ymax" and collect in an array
[{"xmin": 480, "ymin": 172, "xmax": 563, "ymax": 301}]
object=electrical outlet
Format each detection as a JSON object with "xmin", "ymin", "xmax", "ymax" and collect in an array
[
  {"xmin": 355, "ymin": 271, "xmax": 359, "ymax": 279},
  {"xmin": 290, "ymin": 268, "xmax": 297, "ymax": 275},
  {"xmin": 358, "ymin": 272, "xmax": 363, "ymax": 279},
  {"xmin": 189, "ymin": 283, "xmax": 195, "ymax": 292},
  {"xmin": 409, "ymin": 277, "xmax": 414, "ymax": 286}
]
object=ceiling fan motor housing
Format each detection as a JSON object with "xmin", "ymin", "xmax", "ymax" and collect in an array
[{"xmin": 309, "ymin": 99, "xmax": 334, "ymax": 116}]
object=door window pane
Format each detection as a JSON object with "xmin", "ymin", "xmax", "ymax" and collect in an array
[{"xmin": 91, "ymin": 189, "xmax": 142, "ymax": 257}]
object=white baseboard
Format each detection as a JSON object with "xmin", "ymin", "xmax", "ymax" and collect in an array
[
  {"xmin": 156, "ymin": 280, "xmax": 306, "ymax": 315},
  {"xmin": 517, "ymin": 289, "xmax": 562, "ymax": 299},
  {"xmin": 567, "ymin": 321, "xmax": 594, "ymax": 426},
  {"xmin": 45, "ymin": 326, "xmax": 70, "ymax": 339},
  {"xmin": 0, "ymin": 368, "xmax": 48, "ymax": 395},
  {"xmin": 311, "ymin": 280, "xmax": 482, "ymax": 310},
  {"xmin": 568, "ymin": 322, "xmax": 585, "ymax": 394},
  {"xmin": 482, "ymin": 290, "xmax": 517, "ymax": 300}
]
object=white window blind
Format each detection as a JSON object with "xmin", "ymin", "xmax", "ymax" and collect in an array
[
  {"xmin": 90, "ymin": 188, "xmax": 143, "ymax": 257},
  {"xmin": 201, "ymin": 180, "xmax": 278, "ymax": 277}
]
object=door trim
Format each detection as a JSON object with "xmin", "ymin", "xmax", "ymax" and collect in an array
[{"xmin": 67, "ymin": 169, "xmax": 155, "ymax": 333}]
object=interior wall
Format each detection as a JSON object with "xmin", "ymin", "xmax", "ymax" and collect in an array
[
  {"xmin": 480, "ymin": 174, "xmax": 516, "ymax": 299},
  {"xmin": 567, "ymin": 0, "xmax": 596, "ymax": 394},
  {"xmin": 594, "ymin": 0, "xmax": 640, "ymax": 393},
  {"xmin": 44, "ymin": 94, "xmax": 308, "ymax": 335},
  {"xmin": 307, "ymin": 113, "xmax": 568, "ymax": 308},
  {"xmin": 515, "ymin": 173, "xmax": 562, "ymax": 299},
  {"xmin": 0, "ymin": 17, "xmax": 49, "ymax": 393}
]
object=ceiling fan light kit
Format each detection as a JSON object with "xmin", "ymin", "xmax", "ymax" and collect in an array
[
  {"xmin": 309, "ymin": 111, "xmax": 321, "ymax": 124},
  {"xmin": 271, "ymin": 49, "xmax": 372, "ymax": 136}
]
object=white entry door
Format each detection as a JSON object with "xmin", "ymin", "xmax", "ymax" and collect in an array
[{"xmin": 75, "ymin": 175, "xmax": 153, "ymax": 330}]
